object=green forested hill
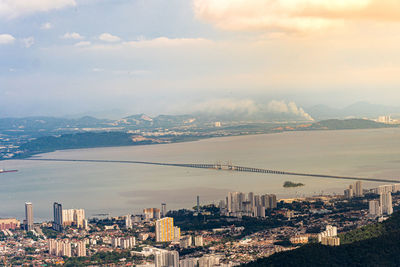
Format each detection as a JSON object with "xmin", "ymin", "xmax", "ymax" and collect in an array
[
  {"xmin": 243, "ymin": 212, "xmax": 400, "ymax": 267},
  {"xmin": 15, "ymin": 132, "xmax": 142, "ymax": 157}
]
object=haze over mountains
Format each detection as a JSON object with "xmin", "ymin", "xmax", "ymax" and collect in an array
[
  {"xmin": 1, "ymin": 101, "xmax": 399, "ymax": 126},
  {"xmin": 307, "ymin": 102, "xmax": 400, "ymax": 121}
]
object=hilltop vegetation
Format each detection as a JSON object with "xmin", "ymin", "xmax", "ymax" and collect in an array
[
  {"xmin": 15, "ymin": 132, "xmax": 147, "ymax": 157},
  {"xmin": 283, "ymin": 181, "xmax": 304, "ymax": 188},
  {"xmin": 243, "ymin": 212, "xmax": 400, "ymax": 267}
]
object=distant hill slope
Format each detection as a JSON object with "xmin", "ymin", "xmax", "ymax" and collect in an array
[
  {"xmin": 15, "ymin": 132, "xmax": 141, "ymax": 157},
  {"xmin": 306, "ymin": 102, "xmax": 400, "ymax": 120},
  {"xmin": 13, "ymin": 131, "xmax": 206, "ymax": 158},
  {"xmin": 243, "ymin": 212, "xmax": 400, "ymax": 267},
  {"xmin": 309, "ymin": 119, "xmax": 394, "ymax": 130}
]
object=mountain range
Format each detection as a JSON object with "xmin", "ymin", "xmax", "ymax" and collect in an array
[
  {"xmin": 1, "ymin": 102, "xmax": 400, "ymax": 136},
  {"xmin": 305, "ymin": 102, "xmax": 400, "ymax": 120}
]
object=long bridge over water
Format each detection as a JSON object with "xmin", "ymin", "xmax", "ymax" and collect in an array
[{"xmin": 24, "ymin": 158, "xmax": 400, "ymax": 184}]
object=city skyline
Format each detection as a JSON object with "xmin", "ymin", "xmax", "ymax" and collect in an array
[
  {"xmin": 2, "ymin": 1, "xmax": 400, "ymax": 265},
  {"xmin": 1, "ymin": 182, "xmax": 398, "ymax": 265}
]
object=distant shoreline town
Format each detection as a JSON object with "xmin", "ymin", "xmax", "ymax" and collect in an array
[
  {"xmin": 1, "ymin": 181, "xmax": 399, "ymax": 266},
  {"xmin": 0, "ymin": 116, "xmax": 397, "ymax": 161}
]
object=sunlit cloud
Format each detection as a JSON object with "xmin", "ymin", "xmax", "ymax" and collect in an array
[
  {"xmin": 61, "ymin": 32, "xmax": 84, "ymax": 40},
  {"xmin": 0, "ymin": 33, "xmax": 15, "ymax": 44},
  {"xmin": 40, "ymin": 22, "xmax": 52, "ymax": 30},
  {"xmin": 193, "ymin": 0, "xmax": 400, "ymax": 33},
  {"xmin": 80, "ymin": 37, "xmax": 212, "ymax": 50},
  {"xmin": 0, "ymin": 0, "xmax": 76, "ymax": 19},
  {"xmin": 74, "ymin": 41, "xmax": 91, "ymax": 47},
  {"xmin": 99, "ymin": 33, "xmax": 121, "ymax": 42}
]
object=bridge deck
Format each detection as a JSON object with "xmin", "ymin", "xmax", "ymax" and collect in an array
[{"xmin": 23, "ymin": 158, "xmax": 400, "ymax": 183}]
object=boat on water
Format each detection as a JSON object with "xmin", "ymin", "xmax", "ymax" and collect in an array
[{"xmin": 0, "ymin": 169, "xmax": 18, "ymax": 173}]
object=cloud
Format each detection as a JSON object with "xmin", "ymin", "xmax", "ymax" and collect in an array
[
  {"xmin": 191, "ymin": 98, "xmax": 259, "ymax": 115},
  {"xmin": 21, "ymin": 36, "xmax": 34, "ymax": 48},
  {"xmin": 92, "ymin": 68, "xmax": 104, "ymax": 72},
  {"xmin": 186, "ymin": 98, "xmax": 314, "ymax": 121},
  {"xmin": 0, "ymin": 33, "xmax": 15, "ymax": 44},
  {"xmin": 61, "ymin": 32, "xmax": 84, "ymax": 40},
  {"xmin": 267, "ymin": 100, "xmax": 314, "ymax": 121},
  {"xmin": 40, "ymin": 22, "xmax": 52, "ymax": 30},
  {"xmin": 84, "ymin": 37, "xmax": 212, "ymax": 50},
  {"xmin": 0, "ymin": 0, "xmax": 76, "ymax": 19},
  {"xmin": 99, "ymin": 33, "xmax": 121, "ymax": 42},
  {"xmin": 90, "ymin": 67, "xmax": 150, "ymax": 76},
  {"xmin": 74, "ymin": 41, "xmax": 91, "ymax": 47},
  {"xmin": 124, "ymin": 37, "xmax": 212, "ymax": 47},
  {"xmin": 193, "ymin": 0, "xmax": 400, "ymax": 33}
]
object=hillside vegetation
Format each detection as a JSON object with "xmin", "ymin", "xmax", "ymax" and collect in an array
[{"xmin": 243, "ymin": 212, "xmax": 400, "ymax": 267}]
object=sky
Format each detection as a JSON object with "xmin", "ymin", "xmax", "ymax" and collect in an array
[{"xmin": 1, "ymin": 0, "xmax": 400, "ymax": 117}]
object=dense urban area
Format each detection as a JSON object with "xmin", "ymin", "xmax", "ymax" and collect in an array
[{"xmin": 1, "ymin": 181, "xmax": 399, "ymax": 266}]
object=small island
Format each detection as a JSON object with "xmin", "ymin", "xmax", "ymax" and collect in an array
[{"xmin": 283, "ymin": 181, "xmax": 305, "ymax": 188}]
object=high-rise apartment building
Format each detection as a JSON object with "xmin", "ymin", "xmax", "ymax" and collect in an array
[
  {"xmin": 222, "ymin": 191, "xmax": 276, "ymax": 218},
  {"xmin": 76, "ymin": 240, "xmax": 86, "ymax": 257},
  {"xmin": 156, "ymin": 217, "xmax": 175, "ymax": 242},
  {"xmin": 61, "ymin": 209, "xmax": 85, "ymax": 228},
  {"xmin": 345, "ymin": 182, "xmax": 363, "ymax": 198},
  {"xmin": 74, "ymin": 209, "xmax": 85, "ymax": 228},
  {"xmin": 155, "ymin": 250, "xmax": 179, "ymax": 267},
  {"xmin": 53, "ymin": 202, "xmax": 63, "ymax": 232},
  {"xmin": 194, "ymin": 235, "xmax": 204, "ymax": 247},
  {"xmin": 83, "ymin": 219, "xmax": 89, "ymax": 230},
  {"xmin": 48, "ymin": 239, "xmax": 71, "ymax": 257},
  {"xmin": 355, "ymin": 181, "xmax": 363, "ymax": 197},
  {"xmin": 25, "ymin": 202, "xmax": 33, "ymax": 231},
  {"xmin": 369, "ymin": 200, "xmax": 381, "ymax": 217},
  {"xmin": 253, "ymin": 205, "xmax": 266, "ymax": 218},
  {"xmin": 254, "ymin": 195, "xmax": 261, "ymax": 207},
  {"xmin": 227, "ymin": 192, "xmax": 246, "ymax": 214},
  {"xmin": 174, "ymin": 226, "xmax": 181, "ymax": 240},
  {"xmin": 248, "ymin": 192, "xmax": 254, "ymax": 209},
  {"xmin": 161, "ymin": 203, "xmax": 167, "ymax": 218},
  {"xmin": 344, "ymin": 188, "xmax": 353, "ymax": 199},
  {"xmin": 125, "ymin": 214, "xmax": 132, "ymax": 229},
  {"xmin": 380, "ymin": 192, "xmax": 393, "ymax": 215},
  {"xmin": 267, "ymin": 194, "xmax": 277, "ymax": 209},
  {"xmin": 318, "ymin": 225, "xmax": 338, "ymax": 242},
  {"xmin": 111, "ymin": 237, "xmax": 136, "ymax": 249},
  {"xmin": 321, "ymin": 236, "xmax": 340, "ymax": 246},
  {"xmin": 198, "ymin": 255, "xmax": 220, "ymax": 267},
  {"xmin": 180, "ymin": 258, "xmax": 197, "ymax": 267},
  {"xmin": 375, "ymin": 185, "xmax": 393, "ymax": 195},
  {"xmin": 143, "ymin": 208, "xmax": 161, "ymax": 220},
  {"xmin": 179, "ymin": 235, "xmax": 192, "ymax": 249},
  {"xmin": 62, "ymin": 209, "xmax": 74, "ymax": 226},
  {"xmin": 0, "ymin": 218, "xmax": 20, "ymax": 230}
]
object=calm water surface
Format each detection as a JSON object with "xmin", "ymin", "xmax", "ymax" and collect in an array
[{"xmin": 1, "ymin": 128, "xmax": 400, "ymax": 221}]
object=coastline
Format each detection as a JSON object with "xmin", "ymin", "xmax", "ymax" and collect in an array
[{"xmin": 3, "ymin": 125, "xmax": 399, "ymax": 162}]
